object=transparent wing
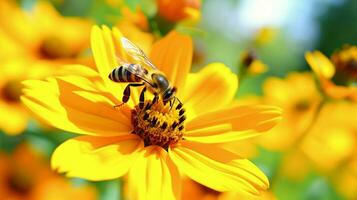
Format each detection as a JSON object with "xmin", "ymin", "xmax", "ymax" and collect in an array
[
  {"xmin": 120, "ymin": 37, "xmax": 158, "ymax": 71},
  {"xmin": 114, "ymin": 55, "xmax": 153, "ymax": 85}
]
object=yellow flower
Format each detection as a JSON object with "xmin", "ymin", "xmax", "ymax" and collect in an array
[
  {"xmin": 300, "ymin": 101, "xmax": 357, "ymax": 171},
  {"xmin": 258, "ymin": 72, "xmax": 322, "ymax": 150},
  {"xmin": 0, "ymin": 60, "xmax": 52, "ymax": 135},
  {"xmin": 156, "ymin": 0, "xmax": 201, "ymax": 23},
  {"xmin": 0, "ymin": 143, "xmax": 97, "ymax": 200},
  {"xmin": 305, "ymin": 46, "xmax": 357, "ymax": 101},
  {"xmin": 0, "ymin": 1, "xmax": 93, "ymax": 135},
  {"xmin": 0, "ymin": 0, "xmax": 92, "ymax": 64},
  {"xmin": 240, "ymin": 50, "xmax": 268, "ymax": 75},
  {"xmin": 254, "ymin": 27, "xmax": 277, "ymax": 46},
  {"xmin": 22, "ymin": 25, "xmax": 281, "ymax": 199},
  {"xmin": 333, "ymin": 155, "xmax": 357, "ymax": 200}
]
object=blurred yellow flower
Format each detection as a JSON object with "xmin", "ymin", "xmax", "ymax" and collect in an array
[
  {"xmin": 22, "ymin": 25, "xmax": 281, "ymax": 199},
  {"xmin": 333, "ymin": 155, "xmax": 357, "ymax": 200},
  {"xmin": 258, "ymin": 72, "xmax": 322, "ymax": 150},
  {"xmin": 241, "ymin": 50, "xmax": 268, "ymax": 75},
  {"xmin": 0, "ymin": 0, "xmax": 92, "ymax": 64},
  {"xmin": 156, "ymin": 0, "xmax": 201, "ymax": 23},
  {"xmin": 254, "ymin": 27, "xmax": 277, "ymax": 46},
  {"xmin": 0, "ymin": 143, "xmax": 97, "ymax": 200},
  {"xmin": 305, "ymin": 46, "xmax": 357, "ymax": 101},
  {"xmin": 301, "ymin": 101, "xmax": 357, "ymax": 172},
  {"xmin": 0, "ymin": 60, "xmax": 52, "ymax": 135}
]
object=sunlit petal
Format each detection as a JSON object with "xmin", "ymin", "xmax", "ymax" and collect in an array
[
  {"xmin": 128, "ymin": 146, "xmax": 181, "ymax": 200},
  {"xmin": 150, "ymin": 31, "xmax": 193, "ymax": 92},
  {"xmin": 52, "ymin": 134, "xmax": 143, "ymax": 180},
  {"xmin": 22, "ymin": 76, "xmax": 132, "ymax": 136},
  {"xmin": 170, "ymin": 141, "xmax": 268, "ymax": 196},
  {"xmin": 185, "ymin": 105, "xmax": 282, "ymax": 142},
  {"xmin": 182, "ymin": 63, "xmax": 238, "ymax": 117}
]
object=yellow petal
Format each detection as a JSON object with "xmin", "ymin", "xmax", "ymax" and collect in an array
[
  {"xmin": 128, "ymin": 146, "xmax": 180, "ymax": 200},
  {"xmin": 150, "ymin": 31, "xmax": 193, "ymax": 91},
  {"xmin": 305, "ymin": 51, "xmax": 335, "ymax": 79},
  {"xmin": 91, "ymin": 26, "xmax": 140, "ymax": 107},
  {"xmin": 185, "ymin": 105, "xmax": 282, "ymax": 142},
  {"xmin": 52, "ymin": 134, "xmax": 143, "ymax": 180},
  {"xmin": 22, "ymin": 76, "xmax": 132, "ymax": 136},
  {"xmin": 0, "ymin": 28, "xmax": 24, "ymax": 58},
  {"xmin": 0, "ymin": 0, "xmax": 40, "ymax": 48},
  {"xmin": 32, "ymin": 1, "xmax": 92, "ymax": 53},
  {"xmin": 91, "ymin": 25, "xmax": 118, "ymax": 87},
  {"xmin": 54, "ymin": 64, "xmax": 99, "ymax": 77},
  {"xmin": 182, "ymin": 63, "xmax": 238, "ymax": 117},
  {"xmin": 169, "ymin": 141, "xmax": 268, "ymax": 196},
  {"xmin": 0, "ymin": 103, "xmax": 27, "ymax": 135}
]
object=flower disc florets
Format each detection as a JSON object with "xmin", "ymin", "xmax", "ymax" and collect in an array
[{"xmin": 131, "ymin": 99, "xmax": 185, "ymax": 149}]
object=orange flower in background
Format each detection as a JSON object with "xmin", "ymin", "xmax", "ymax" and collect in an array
[
  {"xmin": 156, "ymin": 0, "xmax": 201, "ymax": 23},
  {"xmin": 120, "ymin": 6, "xmax": 149, "ymax": 31},
  {"xmin": 305, "ymin": 46, "xmax": 357, "ymax": 101},
  {"xmin": 0, "ymin": 0, "xmax": 92, "ymax": 64},
  {"xmin": 0, "ymin": 143, "xmax": 97, "ymax": 200},
  {"xmin": 117, "ymin": 7, "xmax": 155, "ymax": 54},
  {"xmin": 22, "ymin": 25, "xmax": 281, "ymax": 199},
  {"xmin": 257, "ymin": 72, "xmax": 321, "ymax": 151}
]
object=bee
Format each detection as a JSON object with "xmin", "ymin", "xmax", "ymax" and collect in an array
[{"xmin": 108, "ymin": 37, "xmax": 180, "ymax": 109}]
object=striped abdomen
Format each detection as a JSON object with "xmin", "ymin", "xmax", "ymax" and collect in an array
[{"xmin": 109, "ymin": 66, "xmax": 142, "ymax": 83}]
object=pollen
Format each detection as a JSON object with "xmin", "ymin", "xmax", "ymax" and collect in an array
[{"xmin": 131, "ymin": 99, "xmax": 185, "ymax": 149}]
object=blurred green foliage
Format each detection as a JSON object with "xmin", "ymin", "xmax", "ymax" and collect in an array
[{"xmin": 317, "ymin": 0, "xmax": 357, "ymax": 55}]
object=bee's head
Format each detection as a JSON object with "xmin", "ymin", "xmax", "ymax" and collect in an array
[{"xmin": 163, "ymin": 87, "xmax": 177, "ymax": 102}]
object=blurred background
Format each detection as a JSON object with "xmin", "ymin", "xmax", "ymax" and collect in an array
[{"xmin": 0, "ymin": 0, "xmax": 356, "ymax": 199}]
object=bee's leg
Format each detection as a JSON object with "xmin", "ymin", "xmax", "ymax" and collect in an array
[
  {"xmin": 168, "ymin": 97, "xmax": 175, "ymax": 110},
  {"xmin": 139, "ymin": 86, "xmax": 147, "ymax": 109},
  {"xmin": 174, "ymin": 97, "xmax": 185, "ymax": 118},
  {"xmin": 115, "ymin": 83, "xmax": 144, "ymax": 108},
  {"xmin": 177, "ymin": 99, "xmax": 186, "ymax": 128},
  {"xmin": 151, "ymin": 93, "xmax": 159, "ymax": 106}
]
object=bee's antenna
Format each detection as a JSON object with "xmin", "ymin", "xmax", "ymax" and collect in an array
[{"xmin": 176, "ymin": 97, "xmax": 182, "ymax": 106}]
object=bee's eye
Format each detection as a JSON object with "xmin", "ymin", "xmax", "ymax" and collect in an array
[{"xmin": 163, "ymin": 90, "xmax": 174, "ymax": 100}]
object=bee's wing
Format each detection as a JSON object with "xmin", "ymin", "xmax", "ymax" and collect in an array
[
  {"xmin": 120, "ymin": 37, "xmax": 159, "ymax": 72},
  {"xmin": 125, "ymin": 63, "xmax": 155, "ymax": 87}
]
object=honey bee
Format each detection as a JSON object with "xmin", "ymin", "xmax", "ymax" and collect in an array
[{"xmin": 109, "ymin": 37, "xmax": 179, "ymax": 108}]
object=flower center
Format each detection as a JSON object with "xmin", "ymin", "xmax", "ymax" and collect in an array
[
  {"xmin": 6, "ymin": 171, "xmax": 33, "ymax": 194},
  {"xmin": 294, "ymin": 99, "xmax": 310, "ymax": 112},
  {"xmin": 1, "ymin": 80, "xmax": 23, "ymax": 103},
  {"xmin": 39, "ymin": 36, "xmax": 73, "ymax": 59},
  {"xmin": 331, "ymin": 46, "xmax": 357, "ymax": 82},
  {"xmin": 131, "ymin": 99, "xmax": 185, "ymax": 149}
]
